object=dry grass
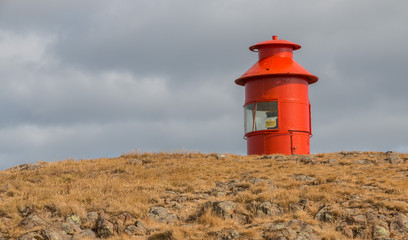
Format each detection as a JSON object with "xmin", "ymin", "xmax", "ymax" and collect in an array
[{"xmin": 0, "ymin": 151, "xmax": 408, "ymax": 239}]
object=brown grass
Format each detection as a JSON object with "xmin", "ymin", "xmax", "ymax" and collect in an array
[{"xmin": 0, "ymin": 151, "xmax": 407, "ymax": 239}]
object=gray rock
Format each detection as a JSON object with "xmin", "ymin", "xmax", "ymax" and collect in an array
[
  {"xmin": 72, "ymin": 230, "xmax": 96, "ymax": 240},
  {"xmin": 148, "ymin": 206, "xmax": 178, "ymax": 223},
  {"xmin": 295, "ymin": 155, "xmax": 314, "ymax": 164},
  {"xmin": 212, "ymin": 180, "xmax": 251, "ymax": 196},
  {"xmin": 220, "ymin": 230, "xmax": 239, "ymax": 240},
  {"xmin": 294, "ymin": 175, "xmax": 315, "ymax": 182},
  {"xmin": 257, "ymin": 202, "xmax": 282, "ymax": 216},
  {"xmin": 127, "ymin": 158, "xmax": 145, "ymax": 165},
  {"xmin": 385, "ymin": 151, "xmax": 395, "ymax": 155},
  {"xmin": 18, "ymin": 206, "xmax": 34, "ymax": 217},
  {"xmin": 87, "ymin": 212, "xmax": 99, "ymax": 222},
  {"xmin": 14, "ymin": 162, "xmax": 46, "ymax": 171},
  {"xmin": 231, "ymin": 214, "xmax": 249, "ymax": 224},
  {"xmin": 82, "ymin": 211, "xmax": 98, "ymax": 229},
  {"xmin": 325, "ymin": 158, "xmax": 338, "ymax": 164},
  {"xmin": 264, "ymin": 222, "xmax": 297, "ymax": 239},
  {"xmin": 314, "ymin": 205, "xmax": 334, "ymax": 222},
  {"xmin": 171, "ymin": 202, "xmax": 181, "ymax": 210},
  {"xmin": 65, "ymin": 214, "xmax": 81, "ymax": 226},
  {"xmin": 385, "ymin": 151, "xmax": 403, "ymax": 164},
  {"xmin": 296, "ymin": 231, "xmax": 320, "ymax": 240},
  {"xmin": 124, "ymin": 224, "xmax": 146, "ymax": 236},
  {"xmin": 147, "ymin": 231, "xmax": 174, "ymax": 240},
  {"xmin": 213, "ymin": 201, "xmax": 237, "ymax": 219},
  {"xmin": 337, "ymin": 225, "xmax": 354, "ymax": 238},
  {"xmin": 247, "ymin": 177, "xmax": 267, "ymax": 184},
  {"xmin": 211, "ymin": 188, "xmax": 227, "ymax": 197},
  {"xmin": 41, "ymin": 229, "xmax": 65, "ymax": 240},
  {"xmin": 60, "ymin": 222, "xmax": 81, "ymax": 235},
  {"xmin": 267, "ymin": 222, "xmax": 287, "ymax": 231},
  {"xmin": 373, "ymin": 225, "xmax": 390, "ymax": 239},
  {"xmin": 390, "ymin": 213, "xmax": 408, "ymax": 234},
  {"xmin": 351, "ymin": 215, "xmax": 367, "ymax": 226},
  {"xmin": 355, "ymin": 159, "xmax": 372, "ymax": 165},
  {"xmin": 386, "ymin": 155, "xmax": 402, "ymax": 164},
  {"xmin": 289, "ymin": 203, "xmax": 305, "ymax": 212},
  {"xmin": 114, "ymin": 212, "xmax": 136, "ymax": 232},
  {"xmin": 18, "ymin": 232, "xmax": 45, "ymax": 240},
  {"xmin": 0, "ymin": 233, "xmax": 8, "ymax": 240},
  {"xmin": 19, "ymin": 214, "xmax": 47, "ymax": 229},
  {"xmin": 96, "ymin": 217, "xmax": 114, "ymax": 238},
  {"xmin": 123, "ymin": 221, "xmax": 146, "ymax": 236},
  {"xmin": 0, "ymin": 217, "xmax": 13, "ymax": 228},
  {"xmin": 339, "ymin": 151, "xmax": 361, "ymax": 157}
]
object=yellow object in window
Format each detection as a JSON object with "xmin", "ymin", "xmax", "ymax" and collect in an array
[{"xmin": 265, "ymin": 111, "xmax": 278, "ymax": 129}]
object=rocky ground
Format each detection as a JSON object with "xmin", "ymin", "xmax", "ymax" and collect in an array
[{"xmin": 1, "ymin": 151, "xmax": 408, "ymax": 239}]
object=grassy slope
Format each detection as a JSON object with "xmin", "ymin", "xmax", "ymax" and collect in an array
[{"xmin": 0, "ymin": 151, "xmax": 408, "ymax": 239}]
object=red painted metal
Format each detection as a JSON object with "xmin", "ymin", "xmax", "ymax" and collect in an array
[{"xmin": 235, "ymin": 36, "xmax": 318, "ymax": 155}]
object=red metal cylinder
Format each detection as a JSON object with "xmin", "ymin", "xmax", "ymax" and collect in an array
[{"xmin": 235, "ymin": 36, "xmax": 318, "ymax": 155}]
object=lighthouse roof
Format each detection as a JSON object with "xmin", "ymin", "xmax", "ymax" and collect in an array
[
  {"xmin": 235, "ymin": 56, "xmax": 318, "ymax": 86},
  {"xmin": 249, "ymin": 36, "xmax": 301, "ymax": 52}
]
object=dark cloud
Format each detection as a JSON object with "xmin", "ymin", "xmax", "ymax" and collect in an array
[{"xmin": 0, "ymin": 0, "xmax": 407, "ymax": 169}]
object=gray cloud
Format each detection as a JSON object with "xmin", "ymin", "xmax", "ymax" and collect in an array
[{"xmin": 0, "ymin": 0, "xmax": 407, "ymax": 169}]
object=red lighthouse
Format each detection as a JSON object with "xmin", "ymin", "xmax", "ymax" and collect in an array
[{"xmin": 235, "ymin": 36, "xmax": 318, "ymax": 155}]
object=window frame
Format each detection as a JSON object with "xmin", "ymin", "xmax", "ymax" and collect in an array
[{"xmin": 244, "ymin": 99, "xmax": 279, "ymax": 134}]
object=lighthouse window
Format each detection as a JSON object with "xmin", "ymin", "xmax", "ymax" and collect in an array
[
  {"xmin": 244, "ymin": 104, "xmax": 255, "ymax": 133},
  {"xmin": 244, "ymin": 101, "xmax": 278, "ymax": 133}
]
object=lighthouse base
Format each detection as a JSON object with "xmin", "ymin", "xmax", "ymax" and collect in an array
[{"xmin": 246, "ymin": 131, "xmax": 310, "ymax": 155}]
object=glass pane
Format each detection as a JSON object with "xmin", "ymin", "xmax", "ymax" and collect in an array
[
  {"xmin": 244, "ymin": 104, "xmax": 255, "ymax": 133},
  {"xmin": 254, "ymin": 101, "xmax": 278, "ymax": 131}
]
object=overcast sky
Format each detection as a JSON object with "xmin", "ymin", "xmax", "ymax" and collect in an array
[{"xmin": 1, "ymin": 0, "xmax": 407, "ymax": 169}]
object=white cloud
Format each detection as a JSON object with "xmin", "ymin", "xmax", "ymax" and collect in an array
[{"xmin": 0, "ymin": 30, "xmax": 56, "ymax": 68}]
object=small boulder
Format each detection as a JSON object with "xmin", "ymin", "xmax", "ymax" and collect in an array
[
  {"xmin": 19, "ymin": 214, "xmax": 47, "ymax": 229},
  {"xmin": 148, "ymin": 206, "xmax": 178, "ymax": 224},
  {"xmin": 0, "ymin": 233, "xmax": 8, "ymax": 240},
  {"xmin": 72, "ymin": 230, "xmax": 96, "ymax": 240},
  {"xmin": 96, "ymin": 216, "xmax": 115, "ymax": 238},
  {"xmin": 213, "ymin": 201, "xmax": 237, "ymax": 219},
  {"xmin": 315, "ymin": 205, "xmax": 334, "ymax": 222},
  {"xmin": 325, "ymin": 158, "xmax": 338, "ymax": 164},
  {"xmin": 386, "ymin": 155, "xmax": 402, "ymax": 164},
  {"xmin": 390, "ymin": 213, "xmax": 408, "ymax": 234},
  {"xmin": 124, "ymin": 222, "xmax": 147, "ymax": 236},
  {"xmin": 114, "ymin": 212, "xmax": 136, "ymax": 232},
  {"xmin": 126, "ymin": 158, "xmax": 143, "ymax": 165},
  {"xmin": 264, "ymin": 222, "xmax": 297, "ymax": 239},
  {"xmin": 349, "ymin": 215, "xmax": 367, "ymax": 226},
  {"xmin": 41, "ymin": 229, "xmax": 64, "ymax": 240},
  {"xmin": 147, "ymin": 231, "xmax": 174, "ymax": 240},
  {"xmin": 294, "ymin": 155, "xmax": 314, "ymax": 164},
  {"xmin": 257, "ymin": 202, "xmax": 282, "ymax": 216},
  {"xmin": 294, "ymin": 174, "xmax": 315, "ymax": 182},
  {"xmin": 60, "ymin": 222, "xmax": 81, "ymax": 235},
  {"xmin": 65, "ymin": 214, "xmax": 81, "ymax": 226},
  {"xmin": 18, "ymin": 232, "xmax": 45, "ymax": 240},
  {"xmin": 355, "ymin": 159, "xmax": 372, "ymax": 165},
  {"xmin": 219, "ymin": 230, "xmax": 239, "ymax": 240},
  {"xmin": 385, "ymin": 151, "xmax": 403, "ymax": 164},
  {"xmin": 82, "ymin": 211, "xmax": 98, "ymax": 229},
  {"xmin": 16, "ymin": 162, "xmax": 46, "ymax": 171},
  {"xmin": 373, "ymin": 225, "xmax": 390, "ymax": 239},
  {"xmin": 0, "ymin": 217, "xmax": 13, "ymax": 228},
  {"xmin": 337, "ymin": 225, "xmax": 354, "ymax": 238}
]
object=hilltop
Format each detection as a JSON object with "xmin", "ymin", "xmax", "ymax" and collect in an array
[{"xmin": 1, "ymin": 151, "xmax": 408, "ymax": 240}]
